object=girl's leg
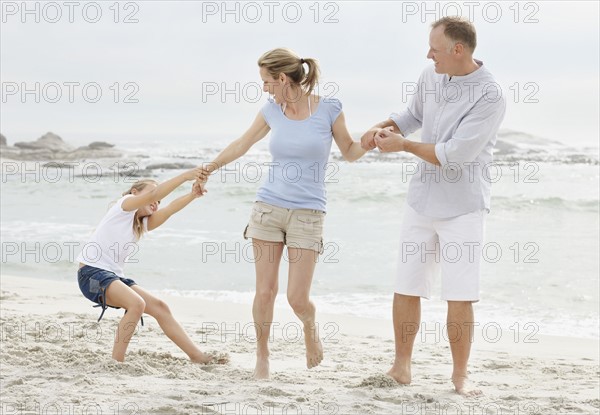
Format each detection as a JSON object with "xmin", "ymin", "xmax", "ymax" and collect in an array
[
  {"xmin": 129, "ymin": 285, "xmax": 218, "ymax": 364},
  {"xmin": 286, "ymin": 247, "xmax": 322, "ymax": 369},
  {"xmin": 104, "ymin": 281, "xmax": 146, "ymax": 362},
  {"xmin": 252, "ymin": 239, "xmax": 284, "ymax": 379}
]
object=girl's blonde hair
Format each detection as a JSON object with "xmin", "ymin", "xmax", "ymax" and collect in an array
[
  {"xmin": 258, "ymin": 48, "xmax": 320, "ymax": 97},
  {"xmin": 122, "ymin": 179, "xmax": 158, "ymax": 240}
]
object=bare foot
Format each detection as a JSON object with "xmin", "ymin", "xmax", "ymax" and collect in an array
[
  {"xmin": 452, "ymin": 375, "xmax": 482, "ymax": 397},
  {"xmin": 253, "ymin": 354, "xmax": 270, "ymax": 380},
  {"xmin": 304, "ymin": 324, "xmax": 323, "ymax": 369},
  {"xmin": 191, "ymin": 351, "xmax": 229, "ymax": 365},
  {"xmin": 387, "ymin": 361, "xmax": 411, "ymax": 384}
]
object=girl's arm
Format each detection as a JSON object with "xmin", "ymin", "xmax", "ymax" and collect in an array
[
  {"xmin": 122, "ymin": 167, "xmax": 204, "ymax": 212},
  {"xmin": 202, "ymin": 112, "xmax": 270, "ymax": 175},
  {"xmin": 332, "ymin": 112, "xmax": 368, "ymax": 162},
  {"xmin": 147, "ymin": 183, "xmax": 205, "ymax": 231}
]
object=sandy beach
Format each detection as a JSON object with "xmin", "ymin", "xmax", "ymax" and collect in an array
[{"xmin": 0, "ymin": 274, "xmax": 598, "ymax": 414}]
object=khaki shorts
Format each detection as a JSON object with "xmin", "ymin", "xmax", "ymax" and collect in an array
[{"xmin": 243, "ymin": 201, "xmax": 325, "ymax": 253}]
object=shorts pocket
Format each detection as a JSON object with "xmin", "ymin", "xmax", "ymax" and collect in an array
[
  {"xmin": 296, "ymin": 214, "xmax": 322, "ymax": 234},
  {"xmin": 251, "ymin": 205, "xmax": 273, "ymax": 225}
]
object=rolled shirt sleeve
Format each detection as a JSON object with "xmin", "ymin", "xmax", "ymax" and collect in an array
[
  {"xmin": 390, "ymin": 107, "xmax": 422, "ymax": 137},
  {"xmin": 435, "ymin": 95, "xmax": 506, "ymax": 167},
  {"xmin": 389, "ymin": 71, "xmax": 425, "ymax": 136}
]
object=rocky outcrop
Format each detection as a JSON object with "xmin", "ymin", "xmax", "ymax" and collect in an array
[
  {"xmin": 14, "ymin": 132, "xmax": 74, "ymax": 152},
  {"xmin": 146, "ymin": 162, "xmax": 196, "ymax": 170},
  {"xmin": 0, "ymin": 132, "xmax": 122, "ymax": 160}
]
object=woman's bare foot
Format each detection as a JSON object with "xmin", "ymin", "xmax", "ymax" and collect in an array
[
  {"xmin": 452, "ymin": 375, "xmax": 482, "ymax": 397},
  {"xmin": 253, "ymin": 353, "xmax": 270, "ymax": 379},
  {"xmin": 386, "ymin": 360, "xmax": 412, "ymax": 384},
  {"xmin": 304, "ymin": 324, "xmax": 323, "ymax": 369}
]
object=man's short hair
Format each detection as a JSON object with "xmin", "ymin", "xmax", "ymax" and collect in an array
[{"xmin": 432, "ymin": 17, "xmax": 477, "ymax": 52}]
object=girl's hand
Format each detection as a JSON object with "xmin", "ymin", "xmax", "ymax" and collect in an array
[
  {"xmin": 183, "ymin": 167, "xmax": 208, "ymax": 182},
  {"xmin": 192, "ymin": 182, "xmax": 207, "ymax": 198}
]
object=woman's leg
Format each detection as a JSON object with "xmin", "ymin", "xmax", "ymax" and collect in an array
[
  {"xmin": 252, "ymin": 239, "xmax": 284, "ymax": 379},
  {"xmin": 129, "ymin": 285, "xmax": 221, "ymax": 364},
  {"xmin": 286, "ymin": 247, "xmax": 323, "ymax": 369},
  {"xmin": 104, "ymin": 281, "xmax": 146, "ymax": 362}
]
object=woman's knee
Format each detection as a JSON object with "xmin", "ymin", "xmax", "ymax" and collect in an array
[
  {"xmin": 255, "ymin": 287, "xmax": 278, "ymax": 305},
  {"xmin": 287, "ymin": 294, "xmax": 310, "ymax": 314}
]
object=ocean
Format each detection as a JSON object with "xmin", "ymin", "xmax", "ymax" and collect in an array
[{"xmin": 1, "ymin": 130, "xmax": 598, "ymax": 340}]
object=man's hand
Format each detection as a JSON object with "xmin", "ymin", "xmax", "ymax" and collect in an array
[
  {"xmin": 374, "ymin": 128, "xmax": 406, "ymax": 153},
  {"xmin": 361, "ymin": 126, "xmax": 395, "ymax": 150}
]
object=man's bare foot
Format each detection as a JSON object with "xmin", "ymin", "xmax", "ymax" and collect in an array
[
  {"xmin": 304, "ymin": 324, "xmax": 323, "ymax": 369},
  {"xmin": 452, "ymin": 375, "xmax": 482, "ymax": 397},
  {"xmin": 253, "ymin": 354, "xmax": 270, "ymax": 380},
  {"xmin": 191, "ymin": 351, "xmax": 229, "ymax": 365},
  {"xmin": 386, "ymin": 361, "xmax": 411, "ymax": 384}
]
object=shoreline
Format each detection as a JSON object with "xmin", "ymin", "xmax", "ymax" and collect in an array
[{"xmin": 1, "ymin": 274, "xmax": 599, "ymax": 414}]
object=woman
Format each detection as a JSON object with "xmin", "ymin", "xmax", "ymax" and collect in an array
[{"xmin": 200, "ymin": 48, "xmax": 366, "ymax": 379}]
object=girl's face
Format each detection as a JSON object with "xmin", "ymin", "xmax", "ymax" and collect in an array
[{"xmin": 132, "ymin": 183, "xmax": 159, "ymax": 217}]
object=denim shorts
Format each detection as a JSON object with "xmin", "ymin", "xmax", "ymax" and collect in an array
[{"xmin": 77, "ymin": 265, "xmax": 137, "ymax": 305}]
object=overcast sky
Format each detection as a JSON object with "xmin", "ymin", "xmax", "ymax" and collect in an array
[{"xmin": 1, "ymin": 1, "xmax": 599, "ymax": 147}]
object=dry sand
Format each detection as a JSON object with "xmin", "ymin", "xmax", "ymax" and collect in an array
[{"xmin": 1, "ymin": 275, "xmax": 598, "ymax": 414}]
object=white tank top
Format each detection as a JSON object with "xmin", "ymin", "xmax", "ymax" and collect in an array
[{"xmin": 76, "ymin": 195, "xmax": 148, "ymax": 278}]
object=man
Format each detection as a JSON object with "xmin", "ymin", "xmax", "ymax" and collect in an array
[{"xmin": 361, "ymin": 16, "xmax": 506, "ymax": 397}]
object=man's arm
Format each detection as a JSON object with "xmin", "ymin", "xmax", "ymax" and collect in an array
[{"xmin": 433, "ymin": 97, "xmax": 506, "ymax": 167}]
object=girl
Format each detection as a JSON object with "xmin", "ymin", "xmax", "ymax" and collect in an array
[
  {"xmin": 77, "ymin": 168, "xmax": 222, "ymax": 363},
  {"xmin": 198, "ymin": 48, "xmax": 367, "ymax": 379}
]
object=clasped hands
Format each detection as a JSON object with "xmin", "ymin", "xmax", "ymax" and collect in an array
[
  {"xmin": 192, "ymin": 166, "xmax": 212, "ymax": 196},
  {"xmin": 360, "ymin": 126, "xmax": 406, "ymax": 153}
]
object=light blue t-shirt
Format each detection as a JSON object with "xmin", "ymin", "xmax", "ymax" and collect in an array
[{"xmin": 257, "ymin": 97, "xmax": 342, "ymax": 212}]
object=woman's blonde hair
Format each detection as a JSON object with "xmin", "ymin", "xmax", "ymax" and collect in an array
[
  {"xmin": 258, "ymin": 48, "xmax": 320, "ymax": 97},
  {"xmin": 122, "ymin": 179, "xmax": 158, "ymax": 240}
]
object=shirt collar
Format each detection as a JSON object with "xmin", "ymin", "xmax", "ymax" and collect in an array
[{"xmin": 447, "ymin": 59, "xmax": 484, "ymax": 82}]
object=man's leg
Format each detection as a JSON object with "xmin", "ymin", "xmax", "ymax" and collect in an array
[
  {"xmin": 447, "ymin": 300, "xmax": 481, "ymax": 396},
  {"xmin": 438, "ymin": 209, "xmax": 486, "ymax": 396},
  {"xmin": 387, "ymin": 293, "xmax": 421, "ymax": 384},
  {"xmin": 389, "ymin": 205, "xmax": 436, "ymax": 384}
]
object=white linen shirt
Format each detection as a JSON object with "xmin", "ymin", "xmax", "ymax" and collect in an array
[{"xmin": 391, "ymin": 60, "xmax": 506, "ymax": 218}]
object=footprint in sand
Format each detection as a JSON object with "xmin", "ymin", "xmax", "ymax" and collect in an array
[{"xmin": 356, "ymin": 374, "xmax": 398, "ymax": 388}]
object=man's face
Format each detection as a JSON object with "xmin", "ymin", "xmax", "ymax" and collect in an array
[{"xmin": 427, "ymin": 25, "xmax": 455, "ymax": 75}]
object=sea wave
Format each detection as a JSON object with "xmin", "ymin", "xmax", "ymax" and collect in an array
[{"xmin": 157, "ymin": 288, "xmax": 599, "ymax": 339}]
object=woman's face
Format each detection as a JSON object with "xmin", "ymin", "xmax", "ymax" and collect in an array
[{"xmin": 260, "ymin": 66, "xmax": 285, "ymax": 104}]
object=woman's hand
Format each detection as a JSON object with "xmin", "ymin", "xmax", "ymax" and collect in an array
[
  {"xmin": 360, "ymin": 128, "xmax": 380, "ymax": 150},
  {"xmin": 183, "ymin": 167, "xmax": 207, "ymax": 182}
]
